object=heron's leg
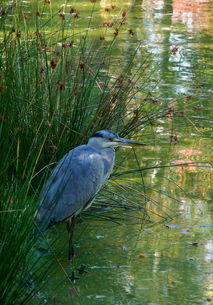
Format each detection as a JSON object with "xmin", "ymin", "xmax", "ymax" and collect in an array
[{"xmin": 67, "ymin": 216, "xmax": 75, "ymax": 260}]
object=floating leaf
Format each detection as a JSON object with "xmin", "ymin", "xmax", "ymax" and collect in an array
[
  {"xmin": 188, "ymin": 242, "xmax": 200, "ymax": 246},
  {"xmin": 164, "ymin": 224, "xmax": 180, "ymax": 229}
]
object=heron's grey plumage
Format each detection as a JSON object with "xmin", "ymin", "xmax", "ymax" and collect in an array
[
  {"xmin": 36, "ymin": 129, "xmax": 145, "ymax": 232},
  {"xmin": 36, "ymin": 144, "xmax": 115, "ymax": 231}
]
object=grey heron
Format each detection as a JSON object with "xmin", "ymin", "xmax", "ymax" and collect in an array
[{"xmin": 36, "ymin": 130, "xmax": 145, "ymax": 259}]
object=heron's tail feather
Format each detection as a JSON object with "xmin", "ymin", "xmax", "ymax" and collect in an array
[{"xmin": 35, "ymin": 208, "xmax": 55, "ymax": 232}]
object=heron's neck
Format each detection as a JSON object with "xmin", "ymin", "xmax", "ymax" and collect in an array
[
  {"xmin": 87, "ymin": 139, "xmax": 115, "ymax": 180},
  {"xmin": 98, "ymin": 147, "xmax": 115, "ymax": 180}
]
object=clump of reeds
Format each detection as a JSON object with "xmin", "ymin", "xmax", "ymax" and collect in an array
[{"xmin": 0, "ymin": 1, "xmax": 170, "ymax": 304}]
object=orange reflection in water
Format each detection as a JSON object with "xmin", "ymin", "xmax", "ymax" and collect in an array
[
  {"xmin": 143, "ymin": 0, "xmax": 213, "ymax": 33},
  {"xmin": 172, "ymin": 0, "xmax": 213, "ymax": 33},
  {"xmin": 173, "ymin": 159, "xmax": 197, "ymax": 172},
  {"xmin": 173, "ymin": 148, "xmax": 202, "ymax": 172}
]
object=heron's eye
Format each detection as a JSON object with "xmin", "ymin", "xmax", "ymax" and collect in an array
[{"xmin": 109, "ymin": 137, "xmax": 115, "ymax": 141}]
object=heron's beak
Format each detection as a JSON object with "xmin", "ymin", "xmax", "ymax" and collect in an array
[{"xmin": 114, "ymin": 137, "xmax": 146, "ymax": 148}]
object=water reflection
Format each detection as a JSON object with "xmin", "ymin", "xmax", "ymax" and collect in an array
[
  {"xmin": 142, "ymin": 0, "xmax": 213, "ymax": 34},
  {"xmin": 172, "ymin": 0, "xmax": 213, "ymax": 33},
  {"xmin": 138, "ymin": 0, "xmax": 213, "ymax": 97}
]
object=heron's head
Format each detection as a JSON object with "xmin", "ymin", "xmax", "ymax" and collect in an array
[{"xmin": 88, "ymin": 130, "xmax": 146, "ymax": 149}]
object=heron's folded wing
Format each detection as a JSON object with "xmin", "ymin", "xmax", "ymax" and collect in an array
[{"xmin": 36, "ymin": 145, "xmax": 104, "ymax": 229}]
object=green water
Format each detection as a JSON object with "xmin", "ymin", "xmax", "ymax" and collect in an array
[{"xmin": 7, "ymin": 0, "xmax": 212, "ymax": 304}]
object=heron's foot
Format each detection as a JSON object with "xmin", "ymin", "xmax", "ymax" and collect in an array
[
  {"xmin": 77, "ymin": 264, "xmax": 88, "ymax": 274},
  {"xmin": 69, "ymin": 271, "xmax": 80, "ymax": 282}
]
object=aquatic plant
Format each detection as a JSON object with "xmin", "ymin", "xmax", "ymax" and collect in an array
[{"xmin": 0, "ymin": 1, "xmax": 177, "ymax": 304}]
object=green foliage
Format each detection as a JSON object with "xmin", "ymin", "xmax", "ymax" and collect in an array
[
  {"xmin": 0, "ymin": 0, "xmax": 168, "ymax": 184},
  {"xmin": 0, "ymin": 184, "xmax": 49, "ymax": 304},
  {"xmin": 0, "ymin": 1, "xmax": 170, "ymax": 304}
]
